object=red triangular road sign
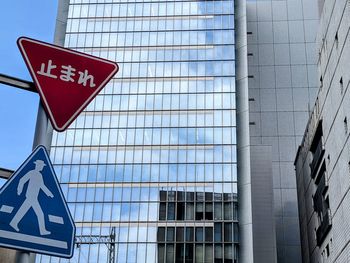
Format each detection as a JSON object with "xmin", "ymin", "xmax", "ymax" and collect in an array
[{"xmin": 17, "ymin": 37, "xmax": 119, "ymax": 132}]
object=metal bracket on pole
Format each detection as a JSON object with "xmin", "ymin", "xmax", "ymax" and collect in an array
[{"xmin": 0, "ymin": 73, "xmax": 36, "ymax": 93}]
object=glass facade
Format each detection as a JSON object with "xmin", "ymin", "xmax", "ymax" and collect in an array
[{"xmin": 40, "ymin": 0, "xmax": 237, "ymax": 262}]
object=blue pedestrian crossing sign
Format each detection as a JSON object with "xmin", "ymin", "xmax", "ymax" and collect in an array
[{"xmin": 0, "ymin": 145, "xmax": 75, "ymax": 258}]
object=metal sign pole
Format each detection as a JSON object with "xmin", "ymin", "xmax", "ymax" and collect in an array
[
  {"xmin": 15, "ymin": 251, "xmax": 35, "ymax": 263},
  {"xmin": 15, "ymin": 103, "xmax": 53, "ymax": 263},
  {"xmin": 32, "ymin": 103, "xmax": 53, "ymax": 150},
  {"xmin": 0, "ymin": 74, "xmax": 53, "ymax": 263}
]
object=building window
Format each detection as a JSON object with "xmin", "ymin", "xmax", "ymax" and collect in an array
[
  {"xmin": 158, "ymin": 227, "xmax": 166, "ymax": 242},
  {"xmin": 205, "ymin": 227, "xmax": 213, "ymax": 242},
  {"xmin": 205, "ymin": 203, "xmax": 213, "ymax": 220},
  {"xmin": 214, "ymin": 223, "xmax": 222, "ymax": 242},
  {"xmin": 335, "ymin": 31, "xmax": 339, "ymax": 48},
  {"xmin": 167, "ymin": 227, "xmax": 175, "ymax": 242},
  {"xmin": 344, "ymin": 117, "xmax": 348, "ymax": 134},
  {"xmin": 196, "ymin": 203, "xmax": 204, "ymax": 220},
  {"xmin": 186, "ymin": 228, "xmax": 194, "ymax": 242},
  {"xmin": 177, "ymin": 202, "xmax": 185, "ymax": 220},
  {"xmin": 168, "ymin": 202, "xmax": 175, "ymax": 220},
  {"xmin": 325, "ymin": 243, "xmax": 330, "ymax": 257},
  {"xmin": 340, "ymin": 77, "xmax": 344, "ymax": 94},
  {"xmin": 196, "ymin": 227, "xmax": 204, "ymax": 242},
  {"xmin": 160, "ymin": 202, "xmax": 166, "ymax": 220},
  {"xmin": 176, "ymin": 227, "xmax": 184, "ymax": 242},
  {"xmin": 309, "ymin": 122, "xmax": 325, "ymax": 176}
]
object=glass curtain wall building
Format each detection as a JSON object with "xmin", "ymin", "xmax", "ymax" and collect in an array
[{"xmin": 41, "ymin": 0, "xmax": 238, "ymax": 262}]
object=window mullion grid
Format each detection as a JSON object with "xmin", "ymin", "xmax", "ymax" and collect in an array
[
  {"xmin": 141, "ymin": 1, "xmax": 159, "ymax": 257},
  {"xmin": 106, "ymin": 2, "xmax": 122, "ymax": 254},
  {"xmin": 85, "ymin": 4, "xmax": 100, "ymax": 260},
  {"xmin": 127, "ymin": 3, "xmax": 143, "ymax": 259},
  {"xmin": 114, "ymin": 2, "xmax": 126, "ymax": 261},
  {"xmin": 94, "ymin": 2, "xmax": 111, "ymax": 260},
  {"xmin": 77, "ymin": 2, "xmax": 96, "ymax": 259}
]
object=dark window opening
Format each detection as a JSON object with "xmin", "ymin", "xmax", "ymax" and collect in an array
[
  {"xmin": 160, "ymin": 191, "xmax": 167, "ymax": 201},
  {"xmin": 224, "ymin": 223, "xmax": 233, "ymax": 242},
  {"xmin": 186, "ymin": 202, "xmax": 194, "ymax": 220},
  {"xmin": 196, "ymin": 227, "xmax": 204, "ymax": 242},
  {"xmin": 335, "ymin": 31, "xmax": 339, "ymax": 48},
  {"xmin": 158, "ymin": 244, "xmax": 165, "ymax": 263},
  {"xmin": 167, "ymin": 227, "xmax": 175, "ymax": 242},
  {"xmin": 214, "ymin": 202, "xmax": 223, "ymax": 220},
  {"xmin": 309, "ymin": 121, "xmax": 324, "ymax": 176},
  {"xmin": 186, "ymin": 227, "xmax": 194, "ymax": 242},
  {"xmin": 168, "ymin": 191, "xmax": 176, "ymax": 201},
  {"xmin": 215, "ymin": 244, "xmax": 223, "ymax": 263},
  {"xmin": 168, "ymin": 202, "xmax": 175, "ymax": 220},
  {"xmin": 186, "ymin": 192, "xmax": 194, "ymax": 201},
  {"xmin": 158, "ymin": 227, "xmax": 165, "ymax": 242},
  {"xmin": 166, "ymin": 244, "xmax": 174, "ymax": 263},
  {"xmin": 176, "ymin": 227, "xmax": 184, "ymax": 242},
  {"xmin": 205, "ymin": 227, "xmax": 213, "ymax": 242},
  {"xmin": 159, "ymin": 202, "xmax": 166, "ymax": 220},
  {"xmin": 214, "ymin": 223, "xmax": 222, "ymax": 242},
  {"xmin": 340, "ymin": 77, "xmax": 344, "ymax": 94},
  {"xmin": 176, "ymin": 244, "xmax": 184, "ymax": 263},
  {"xmin": 344, "ymin": 117, "xmax": 348, "ymax": 134},
  {"xmin": 205, "ymin": 203, "xmax": 213, "ymax": 220},
  {"xmin": 224, "ymin": 202, "xmax": 233, "ymax": 220},
  {"xmin": 196, "ymin": 203, "xmax": 204, "ymax": 220},
  {"xmin": 177, "ymin": 202, "xmax": 185, "ymax": 220},
  {"xmin": 185, "ymin": 244, "xmax": 194, "ymax": 263},
  {"xmin": 326, "ymin": 244, "xmax": 330, "ymax": 257}
]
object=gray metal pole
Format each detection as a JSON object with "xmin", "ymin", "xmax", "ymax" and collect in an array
[
  {"xmin": 15, "ymin": 251, "xmax": 35, "ymax": 263},
  {"xmin": 32, "ymin": 103, "xmax": 53, "ymax": 150},
  {"xmin": 0, "ymin": 75, "xmax": 54, "ymax": 263},
  {"xmin": 15, "ymin": 103, "xmax": 53, "ymax": 263}
]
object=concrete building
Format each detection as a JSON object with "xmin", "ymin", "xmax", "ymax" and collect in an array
[
  {"xmin": 295, "ymin": 0, "xmax": 350, "ymax": 262},
  {"xmin": 246, "ymin": 0, "xmax": 321, "ymax": 262}
]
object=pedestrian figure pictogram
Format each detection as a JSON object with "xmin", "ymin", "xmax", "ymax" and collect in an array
[
  {"xmin": 0, "ymin": 145, "xmax": 75, "ymax": 258},
  {"xmin": 9, "ymin": 159, "xmax": 53, "ymax": 235}
]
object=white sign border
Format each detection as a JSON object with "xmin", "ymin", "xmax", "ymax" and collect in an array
[
  {"xmin": 17, "ymin": 36, "xmax": 119, "ymax": 132},
  {"xmin": 0, "ymin": 145, "xmax": 76, "ymax": 258}
]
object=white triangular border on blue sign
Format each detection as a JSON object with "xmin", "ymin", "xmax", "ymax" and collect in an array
[{"xmin": 0, "ymin": 145, "xmax": 76, "ymax": 258}]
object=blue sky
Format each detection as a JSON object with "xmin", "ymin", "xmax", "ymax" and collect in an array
[{"xmin": 0, "ymin": 0, "xmax": 58, "ymax": 170}]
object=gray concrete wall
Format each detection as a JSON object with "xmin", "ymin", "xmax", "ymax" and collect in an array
[
  {"xmin": 250, "ymin": 145, "xmax": 277, "ymax": 263},
  {"xmin": 246, "ymin": 0, "xmax": 320, "ymax": 262}
]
